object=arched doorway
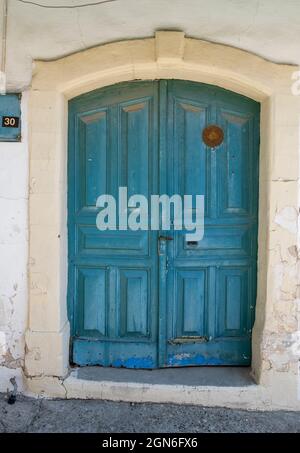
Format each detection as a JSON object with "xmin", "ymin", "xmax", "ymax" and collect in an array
[{"xmin": 68, "ymin": 79, "xmax": 260, "ymax": 368}]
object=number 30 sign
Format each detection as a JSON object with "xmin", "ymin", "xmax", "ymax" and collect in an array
[
  {"xmin": 0, "ymin": 93, "xmax": 21, "ymax": 141},
  {"xmin": 2, "ymin": 116, "xmax": 20, "ymax": 128}
]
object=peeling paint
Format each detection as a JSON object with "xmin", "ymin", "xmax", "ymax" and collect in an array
[
  {"xmin": 261, "ymin": 331, "xmax": 300, "ymax": 373},
  {"xmin": 274, "ymin": 207, "xmax": 298, "ymax": 234},
  {"xmin": 0, "ymin": 349, "xmax": 23, "ymax": 370},
  {"xmin": 288, "ymin": 245, "xmax": 299, "ymax": 260}
]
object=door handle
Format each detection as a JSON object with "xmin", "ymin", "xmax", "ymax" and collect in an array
[{"xmin": 158, "ymin": 235, "xmax": 173, "ymax": 241}]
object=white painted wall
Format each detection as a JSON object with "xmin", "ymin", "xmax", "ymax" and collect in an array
[
  {"xmin": 0, "ymin": 92, "xmax": 28, "ymax": 392},
  {"xmin": 0, "ymin": 0, "xmax": 299, "ymax": 395},
  {"xmin": 3, "ymin": 0, "xmax": 300, "ymax": 92}
]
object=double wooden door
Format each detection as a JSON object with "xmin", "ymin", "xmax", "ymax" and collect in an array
[{"xmin": 68, "ymin": 80, "xmax": 260, "ymax": 368}]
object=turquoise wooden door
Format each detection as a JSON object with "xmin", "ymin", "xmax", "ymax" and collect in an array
[
  {"xmin": 68, "ymin": 80, "xmax": 260, "ymax": 368},
  {"xmin": 163, "ymin": 81, "xmax": 260, "ymax": 366}
]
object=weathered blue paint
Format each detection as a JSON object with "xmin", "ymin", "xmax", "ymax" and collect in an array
[
  {"xmin": 68, "ymin": 80, "xmax": 260, "ymax": 368},
  {"xmin": 112, "ymin": 357, "xmax": 155, "ymax": 369},
  {"xmin": 167, "ymin": 355, "xmax": 224, "ymax": 367},
  {"xmin": 68, "ymin": 81, "xmax": 159, "ymax": 368}
]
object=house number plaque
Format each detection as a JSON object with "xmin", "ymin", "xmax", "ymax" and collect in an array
[
  {"xmin": 0, "ymin": 93, "xmax": 21, "ymax": 141},
  {"xmin": 2, "ymin": 116, "xmax": 20, "ymax": 128}
]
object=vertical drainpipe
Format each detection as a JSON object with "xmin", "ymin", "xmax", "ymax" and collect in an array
[{"xmin": 0, "ymin": 0, "xmax": 8, "ymax": 95}]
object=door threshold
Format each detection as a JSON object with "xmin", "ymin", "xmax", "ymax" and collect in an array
[
  {"xmin": 60, "ymin": 366, "xmax": 271, "ymax": 410},
  {"xmin": 74, "ymin": 366, "xmax": 255, "ymax": 387}
]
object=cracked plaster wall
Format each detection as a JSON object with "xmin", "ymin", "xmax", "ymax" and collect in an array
[
  {"xmin": 3, "ymin": 0, "xmax": 300, "ymax": 92},
  {"xmin": 0, "ymin": 93, "xmax": 28, "ymax": 393},
  {"xmin": 259, "ymin": 202, "xmax": 300, "ymax": 376}
]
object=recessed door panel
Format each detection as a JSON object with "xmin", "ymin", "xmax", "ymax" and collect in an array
[
  {"xmin": 119, "ymin": 268, "xmax": 150, "ymax": 338},
  {"xmin": 78, "ymin": 110, "xmax": 108, "ymax": 208},
  {"xmin": 77, "ymin": 267, "xmax": 108, "ymax": 337},
  {"xmin": 174, "ymin": 269, "xmax": 207, "ymax": 339},
  {"xmin": 119, "ymin": 100, "xmax": 150, "ymax": 198}
]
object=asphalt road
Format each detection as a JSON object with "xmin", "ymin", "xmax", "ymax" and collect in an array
[{"xmin": 0, "ymin": 394, "xmax": 299, "ymax": 433}]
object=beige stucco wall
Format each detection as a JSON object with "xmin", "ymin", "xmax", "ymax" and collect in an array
[{"xmin": 24, "ymin": 31, "xmax": 300, "ymax": 409}]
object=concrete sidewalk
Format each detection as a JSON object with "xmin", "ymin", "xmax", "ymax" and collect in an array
[{"xmin": 0, "ymin": 394, "xmax": 299, "ymax": 433}]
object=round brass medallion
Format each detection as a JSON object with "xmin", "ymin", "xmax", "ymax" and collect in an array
[{"xmin": 202, "ymin": 125, "xmax": 224, "ymax": 148}]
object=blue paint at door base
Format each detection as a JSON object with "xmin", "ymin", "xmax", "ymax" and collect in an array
[
  {"xmin": 112, "ymin": 357, "xmax": 155, "ymax": 369},
  {"xmin": 68, "ymin": 80, "xmax": 260, "ymax": 369},
  {"xmin": 167, "ymin": 356, "xmax": 224, "ymax": 366},
  {"xmin": 73, "ymin": 341, "xmax": 155, "ymax": 368}
]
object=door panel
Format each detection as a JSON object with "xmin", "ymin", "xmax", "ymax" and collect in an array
[
  {"xmin": 165, "ymin": 80, "xmax": 259, "ymax": 366},
  {"xmin": 216, "ymin": 267, "xmax": 250, "ymax": 337},
  {"xmin": 175, "ymin": 269, "xmax": 207, "ymax": 338},
  {"xmin": 119, "ymin": 100, "xmax": 150, "ymax": 198},
  {"xmin": 68, "ymin": 80, "xmax": 260, "ymax": 368},
  {"xmin": 119, "ymin": 268, "xmax": 150, "ymax": 338},
  {"xmin": 78, "ymin": 267, "xmax": 108, "ymax": 337},
  {"xmin": 174, "ymin": 100, "xmax": 209, "ymax": 199},
  {"xmin": 69, "ymin": 82, "xmax": 159, "ymax": 367},
  {"xmin": 217, "ymin": 110, "xmax": 253, "ymax": 217},
  {"xmin": 78, "ymin": 110, "xmax": 108, "ymax": 208}
]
